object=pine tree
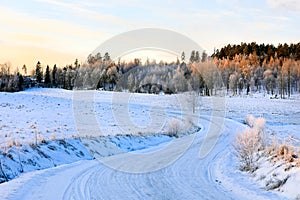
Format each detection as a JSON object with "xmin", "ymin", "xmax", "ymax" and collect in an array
[
  {"xmin": 66, "ymin": 66, "xmax": 73, "ymax": 90},
  {"xmin": 201, "ymin": 51, "xmax": 207, "ymax": 62},
  {"xmin": 95, "ymin": 52, "xmax": 102, "ymax": 62},
  {"xmin": 195, "ymin": 51, "xmax": 200, "ymax": 62},
  {"xmin": 22, "ymin": 64, "xmax": 27, "ymax": 75},
  {"xmin": 190, "ymin": 50, "xmax": 195, "ymax": 63},
  {"xmin": 35, "ymin": 61, "xmax": 43, "ymax": 83},
  {"xmin": 62, "ymin": 67, "xmax": 67, "ymax": 89},
  {"xmin": 103, "ymin": 52, "xmax": 111, "ymax": 62},
  {"xmin": 74, "ymin": 59, "xmax": 80, "ymax": 69},
  {"xmin": 52, "ymin": 64, "xmax": 57, "ymax": 87},
  {"xmin": 176, "ymin": 57, "xmax": 180, "ymax": 65},
  {"xmin": 87, "ymin": 54, "xmax": 95, "ymax": 64},
  {"xmin": 44, "ymin": 65, "xmax": 51, "ymax": 86},
  {"xmin": 18, "ymin": 73, "xmax": 23, "ymax": 91},
  {"xmin": 181, "ymin": 52, "xmax": 185, "ymax": 64}
]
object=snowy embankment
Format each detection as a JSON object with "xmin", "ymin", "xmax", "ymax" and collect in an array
[
  {"xmin": 0, "ymin": 139, "xmax": 93, "ymax": 183},
  {"xmin": 0, "ymin": 134, "xmax": 176, "ymax": 183},
  {"xmin": 222, "ymin": 95, "xmax": 300, "ymax": 199}
]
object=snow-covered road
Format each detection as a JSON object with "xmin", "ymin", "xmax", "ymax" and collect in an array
[{"xmin": 0, "ymin": 116, "xmax": 285, "ymax": 200}]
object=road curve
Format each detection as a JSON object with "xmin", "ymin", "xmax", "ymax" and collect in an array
[
  {"xmin": 2, "ymin": 117, "xmax": 285, "ymax": 200},
  {"xmin": 63, "ymin": 116, "xmax": 283, "ymax": 200}
]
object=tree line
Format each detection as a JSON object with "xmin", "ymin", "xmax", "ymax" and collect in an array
[
  {"xmin": 212, "ymin": 42, "xmax": 300, "ymax": 98},
  {"xmin": 0, "ymin": 63, "xmax": 23, "ymax": 92},
  {"xmin": 1, "ymin": 42, "xmax": 299, "ymax": 97},
  {"xmin": 213, "ymin": 42, "xmax": 300, "ymax": 61},
  {"xmin": 0, "ymin": 59, "xmax": 80, "ymax": 92}
]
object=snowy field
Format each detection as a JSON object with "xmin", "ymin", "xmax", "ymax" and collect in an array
[
  {"xmin": 0, "ymin": 88, "xmax": 299, "ymax": 199},
  {"xmin": 0, "ymin": 88, "xmax": 196, "ymax": 147},
  {"xmin": 1, "ymin": 88, "xmax": 298, "ymax": 147}
]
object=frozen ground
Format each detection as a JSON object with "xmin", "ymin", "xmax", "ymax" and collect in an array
[{"xmin": 0, "ymin": 88, "xmax": 299, "ymax": 199}]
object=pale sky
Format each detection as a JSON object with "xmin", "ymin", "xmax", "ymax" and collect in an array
[{"xmin": 0, "ymin": 0, "xmax": 299, "ymax": 71}]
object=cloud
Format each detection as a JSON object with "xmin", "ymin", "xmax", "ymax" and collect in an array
[
  {"xmin": 266, "ymin": 0, "xmax": 300, "ymax": 13},
  {"xmin": 33, "ymin": 0, "xmax": 130, "ymax": 26}
]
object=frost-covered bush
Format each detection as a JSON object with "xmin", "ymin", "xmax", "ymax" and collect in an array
[
  {"xmin": 234, "ymin": 116, "xmax": 267, "ymax": 172},
  {"xmin": 168, "ymin": 118, "xmax": 181, "ymax": 138},
  {"xmin": 253, "ymin": 117, "xmax": 267, "ymax": 149},
  {"xmin": 236, "ymin": 115, "xmax": 300, "ymax": 174},
  {"xmin": 297, "ymin": 152, "xmax": 300, "ymax": 167},
  {"xmin": 267, "ymin": 137, "xmax": 299, "ymax": 165},
  {"xmin": 245, "ymin": 115, "xmax": 266, "ymax": 129},
  {"xmin": 266, "ymin": 136, "xmax": 280, "ymax": 157},
  {"xmin": 278, "ymin": 144, "xmax": 293, "ymax": 161},
  {"xmin": 245, "ymin": 114, "xmax": 255, "ymax": 127},
  {"xmin": 37, "ymin": 133, "xmax": 46, "ymax": 144},
  {"xmin": 253, "ymin": 117, "xmax": 266, "ymax": 132},
  {"xmin": 5, "ymin": 136, "xmax": 16, "ymax": 150},
  {"xmin": 234, "ymin": 128, "xmax": 259, "ymax": 171},
  {"xmin": 50, "ymin": 133, "xmax": 56, "ymax": 141}
]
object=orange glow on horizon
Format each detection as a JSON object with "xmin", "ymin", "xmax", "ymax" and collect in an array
[{"xmin": 0, "ymin": 44, "xmax": 86, "ymax": 73}]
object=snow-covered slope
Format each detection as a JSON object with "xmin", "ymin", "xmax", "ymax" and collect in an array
[
  {"xmin": 0, "ymin": 88, "xmax": 194, "ymax": 146},
  {"xmin": 0, "ymin": 139, "xmax": 93, "ymax": 183},
  {"xmin": 0, "ymin": 88, "xmax": 299, "ymax": 199}
]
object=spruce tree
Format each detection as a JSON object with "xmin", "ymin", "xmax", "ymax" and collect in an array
[
  {"xmin": 44, "ymin": 65, "xmax": 51, "ymax": 86},
  {"xmin": 181, "ymin": 52, "xmax": 185, "ymax": 64},
  {"xmin": 52, "ymin": 64, "xmax": 57, "ymax": 87},
  {"xmin": 190, "ymin": 50, "xmax": 195, "ymax": 63},
  {"xmin": 195, "ymin": 51, "xmax": 200, "ymax": 62},
  {"xmin": 35, "ymin": 61, "xmax": 42, "ymax": 83}
]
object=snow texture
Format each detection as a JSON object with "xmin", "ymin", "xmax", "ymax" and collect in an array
[{"xmin": 0, "ymin": 88, "xmax": 299, "ymax": 199}]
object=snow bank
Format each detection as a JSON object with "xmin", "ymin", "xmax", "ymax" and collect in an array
[
  {"xmin": 234, "ymin": 114, "xmax": 300, "ymax": 199},
  {"xmin": 0, "ymin": 139, "xmax": 93, "ymax": 183}
]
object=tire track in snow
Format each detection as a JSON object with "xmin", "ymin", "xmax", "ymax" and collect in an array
[
  {"xmin": 62, "ymin": 116, "xmax": 283, "ymax": 200},
  {"xmin": 2, "ymin": 117, "xmax": 286, "ymax": 200}
]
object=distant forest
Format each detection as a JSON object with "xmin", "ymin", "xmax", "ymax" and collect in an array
[
  {"xmin": 212, "ymin": 42, "xmax": 300, "ymax": 97},
  {"xmin": 1, "ymin": 42, "xmax": 300, "ymax": 98}
]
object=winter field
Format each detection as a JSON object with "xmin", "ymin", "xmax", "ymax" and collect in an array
[{"xmin": 0, "ymin": 88, "xmax": 299, "ymax": 199}]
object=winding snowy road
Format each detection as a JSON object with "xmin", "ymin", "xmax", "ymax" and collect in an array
[{"xmin": 0, "ymin": 116, "xmax": 285, "ymax": 200}]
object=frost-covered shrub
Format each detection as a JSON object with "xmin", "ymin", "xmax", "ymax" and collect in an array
[
  {"xmin": 281, "ymin": 145, "xmax": 291, "ymax": 160},
  {"xmin": 168, "ymin": 118, "xmax": 181, "ymax": 138},
  {"xmin": 253, "ymin": 117, "xmax": 266, "ymax": 132},
  {"xmin": 37, "ymin": 133, "xmax": 46, "ymax": 144},
  {"xmin": 245, "ymin": 115, "xmax": 266, "ymax": 129},
  {"xmin": 253, "ymin": 117, "xmax": 267, "ymax": 149},
  {"xmin": 5, "ymin": 137, "xmax": 16, "ymax": 150},
  {"xmin": 267, "ymin": 138, "xmax": 299, "ymax": 165},
  {"xmin": 266, "ymin": 136, "xmax": 280, "ymax": 157},
  {"xmin": 50, "ymin": 133, "xmax": 56, "ymax": 141},
  {"xmin": 278, "ymin": 144, "xmax": 294, "ymax": 161},
  {"xmin": 245, "ymin": 114, "xmax": 255, "ymax": 127},
  {"xmin": 234, "ymin": 116, "xmax": 267, "ymax": 172},
  {"xmin": 297, "ymin": 151, "xmax": 300, "ymax": 167},
  {"xmin": 234, "ymin": 128, "xmax": 260, "ymax": 172}
]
